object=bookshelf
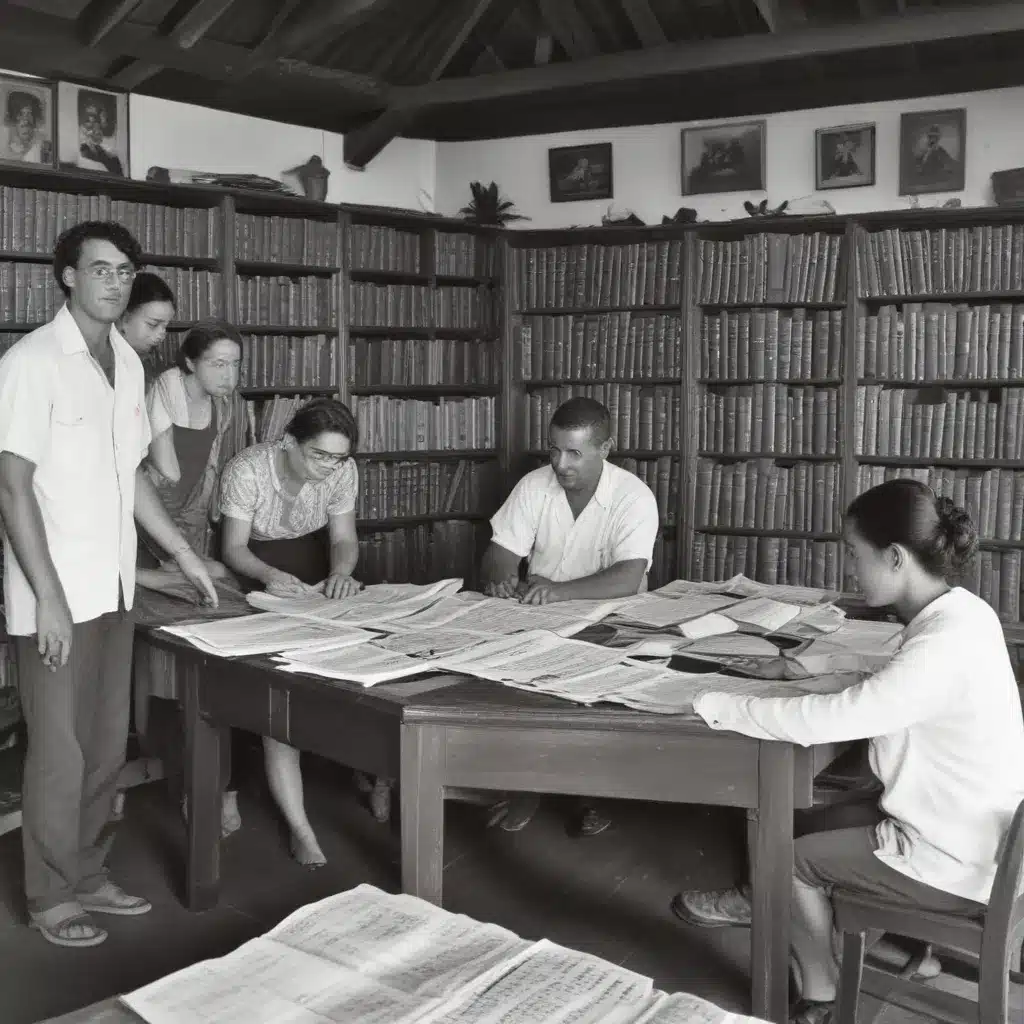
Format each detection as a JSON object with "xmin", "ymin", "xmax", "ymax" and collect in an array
[
  {"xmin": 504, "ymin": 227, "xmax": 685, "ymax": 589},
  {"xmin": 339, "ymin": 210, "xmax": 503, "ymax": 586}
]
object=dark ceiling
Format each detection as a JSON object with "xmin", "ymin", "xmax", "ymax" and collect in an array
[{"xmin": 1, "ymin": 0, "xmax": 1023, "ymax": 167}]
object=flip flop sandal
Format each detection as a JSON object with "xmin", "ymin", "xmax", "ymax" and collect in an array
[
  {"xmin": 30, "ymin": 904, "xmax": 107, "ymax": 948},
  {"xmin": 77, "ymin": 882, "xmax": 151, "ymax": 916}
]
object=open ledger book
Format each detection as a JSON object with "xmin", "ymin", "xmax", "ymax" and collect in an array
[{"xmin": 121, "ymin": 885, "xmax": 762, "ymax": 1024}]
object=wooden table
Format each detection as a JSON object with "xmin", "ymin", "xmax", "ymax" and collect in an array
[{"xmin": 140, "ymin": 628, "xmax": 843, "ymax": 1023}]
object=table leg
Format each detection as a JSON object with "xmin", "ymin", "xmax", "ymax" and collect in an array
[
  {"xmin": 182, "ymin": 660, "xmax": 223, "ymax": 911},
  {"xmin": 400, "ymin": 723, "xmax": 445, "ymax": 906},
  {"xmin": 750, "ymin": 741, "xmax": 796, "ymax": 1024}
]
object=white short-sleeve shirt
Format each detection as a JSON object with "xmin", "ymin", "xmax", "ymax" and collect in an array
[
  {"xmin": 489, "ymin": 461, "xmax": 660, "ymax": 584},
  {"xmin": 219, "ymin": 438, "xmax": 358, "ymax": 542},
  {"xmin": 0, "ymin": 306, "xmax": 150, "ymax": 635}
]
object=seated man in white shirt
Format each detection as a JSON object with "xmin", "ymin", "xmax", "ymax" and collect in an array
[{"xmin": 480, "ymin": 397, "xmax": 660, "ymax": 835}]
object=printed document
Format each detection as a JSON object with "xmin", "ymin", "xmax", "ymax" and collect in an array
[
  {"xmin": 161, "ymin": 613, "xmax": 375, "ymax": 658},
  {"xmin": 611, "ymin": 593, "xmax": 739, "ymax": 629}
]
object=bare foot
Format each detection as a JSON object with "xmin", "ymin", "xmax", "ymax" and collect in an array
[{"xmin": 289, "ymin": 830, "xmax": 326, "ymax": 869}]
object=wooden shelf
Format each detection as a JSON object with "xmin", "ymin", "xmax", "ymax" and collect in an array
[
  {"xmin": 356, "ymin": 449, "xmax": 498, "ymax": 461},
  {"xmin": 861, "ymin": 292, "xmax": 1024, "ymax": 304},
  {"xmin": 699, "ymin": 377, "xmax": 841, "ymax": 386},
  {"xmin": 0, "ymin": 250, "xmax": 50, "ymax": 263},
  {"xmin": 0, "ymin": 322, "xmax": 43, "ymax": 332},
  {"xmin": 514, "ymin": 303, "xmax": 681, "ymax": 315},
  {"xmin": 698, "ymin": 451, "xmax": 839, "ymax": 461},
  {"xmin": 348, "ymin": 325, "xmax": 491, "ymax": 339},
  {"xmin": 697, "ymin": 300, "xmax": 844, "ymax": 310},
  {"xmin": 237, "ymin": 324, "xmax": 337, "ymax": 335},
  {"xmin": 240, "ymin": 386, "xmax": 337, "ymax": 397},
  {"xmin": 980, "ymin": 539, "xmax": 1024, "ymax": 550},
  {"xmin": 348, "ymin": 384, "xmax": 499, "ymax": 396},
  {"xmin": 348, "ymin": 267, "xmax": 495, "ymax": 288},
  {"xmin": 143, "ymin": 253, "xmax": 219, "ymax": 269},
  {"xmin": 522, "ymin": 376, "xmax": 679, "ymax": 387},
  {"xmin": 356, "ymin": 512, "xmax": 490, "ymax": 529},
  {"xmin": 235, "ymin": 259, "xmax": 339, "ymax": 276},
  {"xmin": 857, "ymin": 456, "xmax": 1024, "ymax": 468},
  {"xmin": 858, "ymin": 378, "xmax": 1024, "ymax": 389},
  {"xmin": 696, "ymin": 527, "xmax": 840, "ymax": 540},
  {"xmin": 525, "ymin": 449, "xmax": 677, "ymax": 459}
]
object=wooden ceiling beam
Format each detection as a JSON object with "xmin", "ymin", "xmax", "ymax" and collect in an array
[
  {"xmin": 752, "ymin": 0, "xmax": 807, "ymax": 31},
  {"xmin": 270, "ymin": 0, "xmax": 394, "ymax": 58},
  {"xmin": 536, "ymin": 0, "xmax": 599, "ymax": 58},
  {"xmin": 391, "ymin": 1, "xmax": 1024, "ymax": 107},
  {"xmin": 576, "ymin": 0, "xmax": 623, "ymax": 51},
  {"xmin": 619, "ymin": 0, "xmax": 666, "ymax": 46},
  {"xmin": 167, "ymin": 0, "xmax": 237, "ymax": 49},
  {"xmin": 77, "ymin": 0, "xmax": 144, "ymax": 46}
]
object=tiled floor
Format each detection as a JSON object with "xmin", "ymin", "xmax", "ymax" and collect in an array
[{"xmin": 0, "ymin": 752, "xmax": 998, "ymax": 1023}]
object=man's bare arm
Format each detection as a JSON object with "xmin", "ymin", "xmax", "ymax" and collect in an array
[
  {"xmin": 521, "ymin": 559, "xmax": 647, "ymax": 605},
  {"xmin": 0, "ymin": 452, "xmax": 72, "ymax": 666},
  {"xmin": 480, "ymin": 541, "xmax": 523, "ymax": 598}
]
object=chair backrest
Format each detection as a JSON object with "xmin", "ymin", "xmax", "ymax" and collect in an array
[{"xmin": 979, "ymin": 798, "xmax": 1024, "ymax": 996}]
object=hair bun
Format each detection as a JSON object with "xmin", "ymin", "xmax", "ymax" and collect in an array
[{"xmin": 934, "ymin": 495, "xmax": 977, "ymax": 565}]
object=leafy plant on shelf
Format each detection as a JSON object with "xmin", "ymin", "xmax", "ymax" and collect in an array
[{"xmin": 459, "ymin": 181, "xmax": 529, "ymax": 226}]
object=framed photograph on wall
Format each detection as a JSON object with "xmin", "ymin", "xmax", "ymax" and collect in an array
[
  {"xmin": 899, "ymin": 108, "xmax": 966, "ymax": 195},
  {"xmin": 57, "ymin": 81, "xmax": 128, "ymax": 178},
  {"xmin": 681, "ymin": 120, "xmax": 765, "ymax": 196},
  {"xmin": 815, "ymin": 123, "xmax": 875, "ymax": 190},
  {"xmin": 0, "ymin": 75, "xmax": 56, "ymax": 169},
  {"xmin": 548, "ymin": 142, "xmax": 613, "ymax": 203}
]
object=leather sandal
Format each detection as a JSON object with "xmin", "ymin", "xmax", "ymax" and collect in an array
[
  {"xmin": 30, "ymin": 902, "xmax": 108, "ymax": 948},
  {"xmin": 77, "ymin": 881, "xmax": 151, "ymax": 916}
]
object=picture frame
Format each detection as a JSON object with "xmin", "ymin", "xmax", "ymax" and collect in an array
[
  {"xmin": 681, "ymin": 120, "xmax": 766, "ymax": 196},
  {"xmin": 0, "ymin": 75, "xmax": 56, "ymax": 170},
  {"xmin": 56, "ymin": 80, "xmax": 129, "ymax": 178},
  {"xmin": 898, "ymin": 108, "xmax": 966, "ymax": 196},
  {"xmin": 815, "ymin": 123, "xmax": 876, "ymax": 191},
  {"xmin": 548, "ymin": 142, "xmax": 613, "ymax": 203}
]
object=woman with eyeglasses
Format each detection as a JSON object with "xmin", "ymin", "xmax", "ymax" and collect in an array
[{"xmin": 218, "ymin": 397, "xmax": 362, "ymax": 867}]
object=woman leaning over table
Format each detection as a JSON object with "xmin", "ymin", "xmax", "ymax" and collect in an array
[
  {"xmin": 219, "ymin": 397, "xmax": 362, "ymax": 868},
  {"xmin": 686, "ymin": 478, "xmax": 1024, "ymax": 1024},
  {"xmin": 117, "ymin": 271, "xmax": 176, "ymax": 383}
]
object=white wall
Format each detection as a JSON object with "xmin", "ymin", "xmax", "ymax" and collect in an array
[
  {"xmin": 129, "ymin": 95, "xmax": 436, "ymax": 211},
  {"xmin": 435, "ymin": 85, "xmax": 1024, "ymax": 228}
]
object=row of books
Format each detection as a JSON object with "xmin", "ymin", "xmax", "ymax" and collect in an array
[
  {"xmin": 513, "ymin": 312, "xmax": 681, "ymax": 382},
  {"xmin": 357, "ymin": 459, "xmax": 500, "ymax": 519},
  {"xmin": 962, "ymin": 550, "xmax": 1022, "ymax": 623},
  {"xmin": 858, "ymin": 226, "xmax": 1024, "ymax": 297},
  {"xmin": 434, "ymin": 232, "xmax": 498, "ymax": 278},
  {"xmin": 856, "ymin": 465, "xmax": 1024, "ymax": 542},
  {"xmin": 150, "ymin": 267, "xmax": 224, "ymax": 321},
  {"xmin": 0, "ymin": 186, "xmax": 219, "ymax": 256},
  {"xmin": 235, "ymin": 276, "xmax": 337, "ymax": 328},
  {"xmin": 524, "ymin": 384, "xmax": 681, "ymax": 452},
  {"xmin": 856, "ymin": 304, "xmax": 1024, "ymax": 382},
  {"xmin": 695, "ymin": 458, "xmax": 841, "ymax": 534},
  {"xmin": 353, "ymin": 395, "xmax": 496, "ymax": 452},
  {"xmin": 235, "ymin": 214, "xmax": 339, "ymax": 266},
  {"xmin": 507, "ymin": 241, "xmax": 684, "ymax": 311},
  {"xmin": 699, "ymin": 308, "xmax": 843, "ymax": 381},
  {"xmin": 347, "ymin": 224, "xmax": 421, "ymax": 273},
  {"xmin": 0, "ymin": 261, "xmax": 57, "ymax": 324},
  {"xmin": 696, "ymin": 232, "xmax": 843, "ymax": 305},
  {"xmin": 649, "ymin": 533, "xmax": 678, "ymax": 590},
  {"xmin": 699, "ymin": 385, "xmax": 839, "ymax": 456},
  {"xmin": 690, "ymin": 533, "xmax": 841, "ymax": 590},
  {"xmin": 346, "ymin": 338, "xmax": 499, "ymax": 388},
  {"xmin": 348, "ymin": 283, "xmax": 493, "ymax": 329},
  {"xmin": 358, "ymin": 521, "xmax": 482, "ymax": 586},
  {"xmin": 856, "ymin": 386, "xmax": 1024, "ymax": 461},
  {"xmin": 239, "ymin": 334, "xmax": 337, "ymax": 389},
  {"xmin": 613, "ymin": 455, "xmax": 679, "ymax": 524},
  {"xmin": 244, "ymin": 394, "xmax": 313, "ymax": 444}
]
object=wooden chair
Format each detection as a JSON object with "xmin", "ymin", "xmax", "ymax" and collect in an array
[{"xmin": 833, "ymin": 799, "xmax": 1024, "ymax": 1024}]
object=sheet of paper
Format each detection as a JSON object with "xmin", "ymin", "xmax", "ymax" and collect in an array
[
  {"xmin": 770, "ymin": 603, "xmax": 846, "ymax": 640},
  {"xmin": 161, "ymin": 613, "xmax": 375, "ymax": 658},
  {"xmin": 678, "ymin": 612, "xmax": 738, "ymax": 640},
  {"xmin": 430, "ymin": 939, "xmax": 653, "ymax": 1024},
  {"xmin": 656, "ymin": 575, "xmax": 837, "ymax": 607},
  {"xmin": 529, "ymin": 660, "xmax": 680, "ymax": 703},
  {"xmin": 722, "ymin": 597, "xmax": 801, "ymax": 633},
  {"xmin": 276, "ymin": 643, "xmax": 437, "ymax": 686},
  {"xmin": 682, "ymin": 634, "xmax": 782, "ymax": 658},
  {"xmin": 612, "ymin": 593, "xmax": 739, "ymax": 629},
  {"xmin": 783, "ymin": 618, "xmax": 903, "ymax": 677},
  {"xmin": 373, "ymin": 629, "xmax": 491, "ymax": 659},
  {"xmin": 627, "ymin": 990, "xmax": 762, "ymax": 1024}
]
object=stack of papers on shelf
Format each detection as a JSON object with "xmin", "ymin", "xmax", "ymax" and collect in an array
[
  {"xmin": 248, "ymin": 578, "xmax": 464, "ymax": 626},
  {"xmin": 160, "ymin": 613, "xmax": 376, "ymax": 658},
  {"xmin": 122, "ymin": 884, "xmax": 756, "ymax": 1024}
]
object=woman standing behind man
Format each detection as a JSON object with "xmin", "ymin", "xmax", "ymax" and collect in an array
[{"xmin": 219, "ymin": 397, "xmax": 364, "ymax": 867}]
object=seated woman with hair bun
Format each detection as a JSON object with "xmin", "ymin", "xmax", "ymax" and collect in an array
[
  {"xmin": 680, "ymin": 479, "xmax": 1024, "ymax": 1024},
  {"xmin": 219, "ymin": 397, "xmax": 364, "ymax": 867}
]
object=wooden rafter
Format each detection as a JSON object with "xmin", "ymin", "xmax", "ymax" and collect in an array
[
  {"xmin": 393, "ymin": 0, "xmax": 1024, "ymax": 106},
  {"xmin": 577, "ymin": 0, "xmax": 623, "ymax": 51},
  {"xmin": 619, "ymin": 0, "xmax": 666, "ymax": 47},
  {"xmin": 752, "ymin": 0, "xmax": 807, "ymax": 31},
  {"xmin": 536, "ymin": 0, "xmax": 599, "ymax": 58},
  {"xmin": 76, "ymin": 0, "xmax": 143, "ymax": 46},
  {"xmin": 271, "ymin": 0, "xmax": 393, "ymax": 58}
]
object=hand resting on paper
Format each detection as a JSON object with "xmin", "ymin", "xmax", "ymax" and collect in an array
[
  {"xmin": 318, "ymin": 573, "xmax": 362, "ymax": 599},
  {"xmin": 519, "ymin": 575, "xmax": 563, "ymax": 605},
  {"xmin": 265, "ymin": 569, "xmax": 321, "ymax": 599},
  {"xmin": 484, "ymin": 574, "xmax": 520, "ymax": 599}
]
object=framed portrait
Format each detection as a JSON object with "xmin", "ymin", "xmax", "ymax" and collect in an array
[
  {"xmin": 548, "ymin": 143, "xmax": 613, "ymax": 203},
  {"xmin": 815, "ymin": 123, "xmax": 875, "ymax": 190},
  {"xmin": 0, "ymin": 75, "xmax": 56, "ymax": 169},
  {"xmin": 56, "ymin": 81, "xmax": 129, "ymax": 178},
  {"xmin": 681, "ymin": 120, "xmax": 765, "ymax": 196},
  {"xmin": 899, "ymin": 108, "xmax": 966, "ymax": 196}
]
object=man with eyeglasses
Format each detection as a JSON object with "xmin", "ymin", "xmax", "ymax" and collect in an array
[{"xmin": 0, "ymin": 221, "xmax": 218, "ymax": 948}]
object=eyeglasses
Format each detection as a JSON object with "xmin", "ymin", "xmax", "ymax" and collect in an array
[
  {"xmin": 304, "ymin": 447, "xmax": 350, "ymax": 467},
  {"xmin": 83, "ymin": 265, "xmax": 137, "ymax": 284}
]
